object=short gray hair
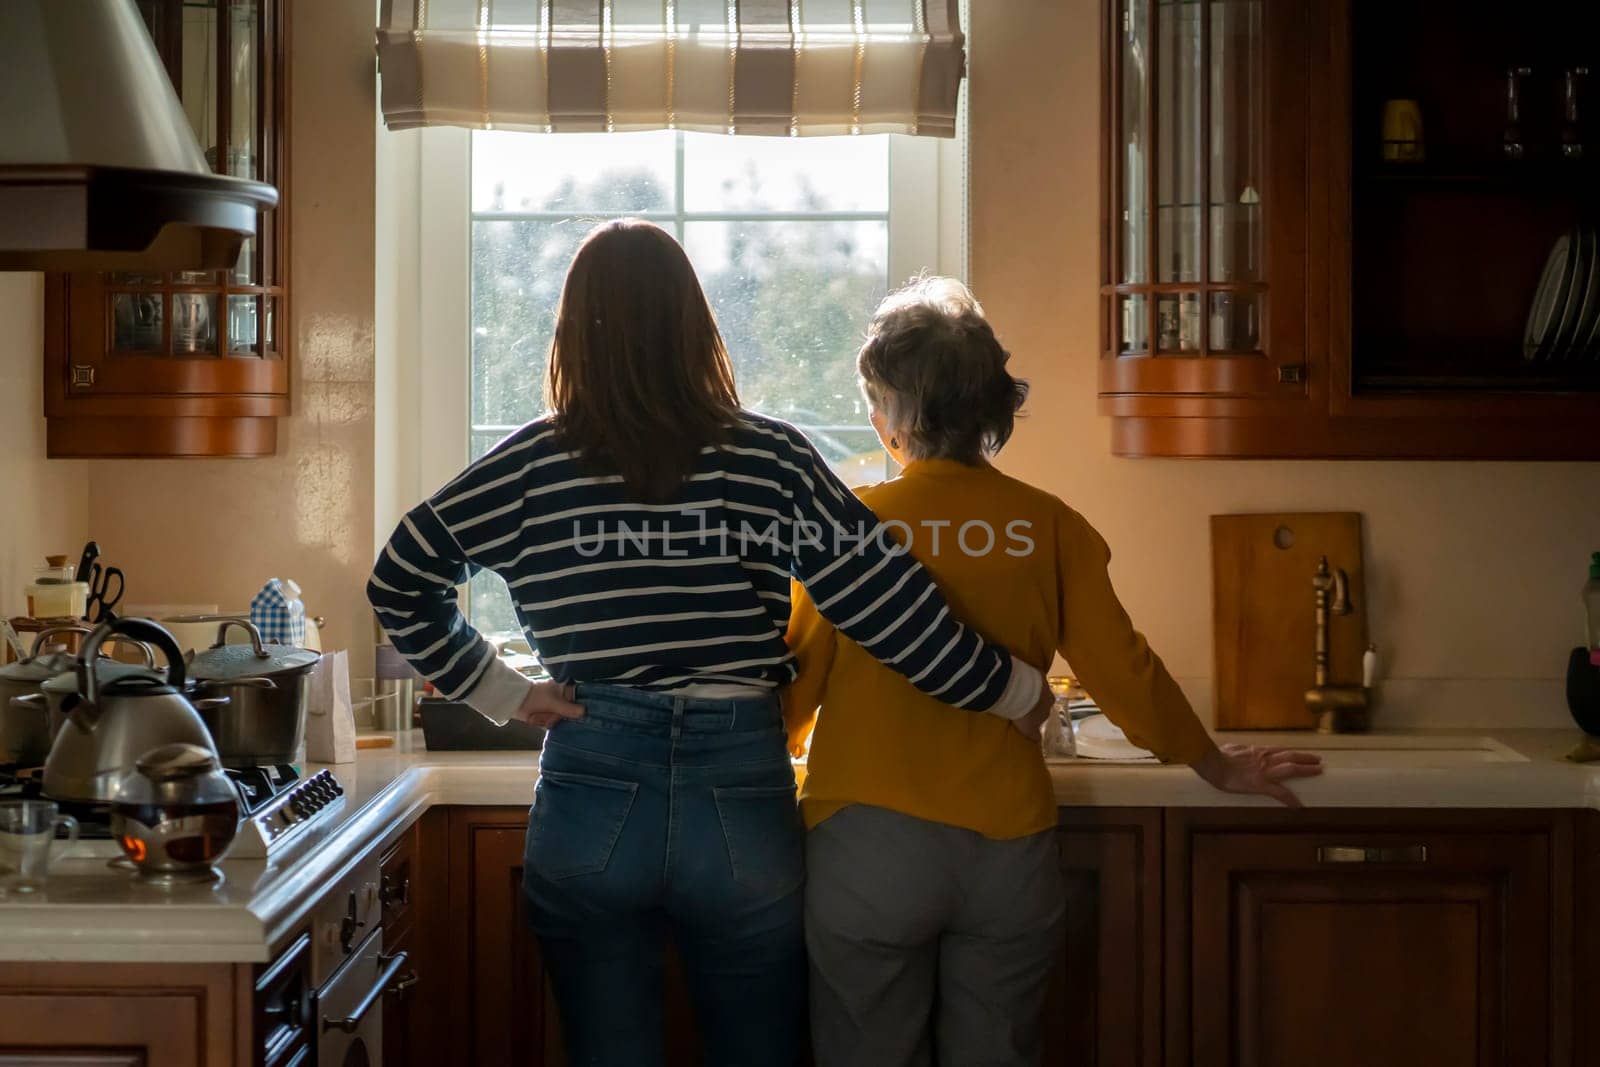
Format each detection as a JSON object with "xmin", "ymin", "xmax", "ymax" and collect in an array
[{"xmin": 856, "ymin": 277, "xmax": 1028, "ymax": 463}]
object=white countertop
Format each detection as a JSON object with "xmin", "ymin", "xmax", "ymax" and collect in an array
[{"xmin": 2, "ymin": 727, "xmax": 1597, "ymax": 963}]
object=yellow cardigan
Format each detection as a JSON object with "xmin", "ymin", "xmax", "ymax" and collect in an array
[{"xmin": 784, "ymin": 458, "xmax": 1215, "ymax": 840}]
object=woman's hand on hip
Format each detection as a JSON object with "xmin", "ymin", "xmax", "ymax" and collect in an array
[
  {"xmin": 515, "ymin": 681, "xmax": 586, "ymax": 730},
  {"xmin": 1193, "ymin": 743, "xmax": 1323, "ymax": 807}
]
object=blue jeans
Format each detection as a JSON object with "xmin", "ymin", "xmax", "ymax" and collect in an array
[{"xmin": 522, "ymin": 684, "xmax": 806, "ymax": 1067}]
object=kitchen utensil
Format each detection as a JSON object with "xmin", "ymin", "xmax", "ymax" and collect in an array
[
  {"xmin": 1380, "ymin": 99, "xmax": 1424, "ymax": 163},
  {"xmin": 0, "ymin": 619, "xmax": 27, "ymax": 662},
  {"xmin": 0, "ymin": 624, "xmax": 92, "ymax": 764},
  {"xmin": 42, "ymin": 619, "xmax": 224, "ymax": 806},
  {"xmin": 83, "ymin": 561, "xmax": 125, "ymax": 624},
  {"xmin": 189, "ymin": 619, "xmax": 319, "ymax": 766},
  {"xmin": 1212, "ymin": 512, "xmax": 1368, "ymax": 730},
  {"xmin": 0, "ymin": 800, "xmax": 79, "ymax": 894},
  {"xmin": 110, "ymin": 742, "xmax": 241, "ymax": 884},
  {"xmin": 1524, "ymin": 233, "xmax": 1577, "ymax": 361},
  {"xmin": 74, "ymin": 542, "xmax": 100, "ymax": 592}
]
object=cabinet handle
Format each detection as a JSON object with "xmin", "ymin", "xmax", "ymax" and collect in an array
[
  {"xmin": 321, "ymin": 950, "xmax": 410, "ymax": 1033},
  {"xmin": 380, "ymin": 871, "xmax": 410, "ymax": 908},
  {"xmin": 70, "ymin": 364, "xmax": 96, "ymax": 389},
  {"xmin": 1277, "ymin": 363, "xmax": 1306, "ymax": 384},
  {"xmin": 1317, "ymin": 844, "xmax": 1427, "ymax": 865}
]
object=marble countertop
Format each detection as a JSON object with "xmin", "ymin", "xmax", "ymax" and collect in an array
[{"xmin": 2, "ymin": 727, "xmax": 1596, "ymax": 963}]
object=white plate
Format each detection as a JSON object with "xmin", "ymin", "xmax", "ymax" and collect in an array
[
  {"xmin": 1569, "ymin": 226, "xmax": 1600, "ymax": 362},
  {"xmin": 1523, "ymin": 233, "xmax": 1575, "ymax": 362},
  {"xmin": 1549, "ymin": 227, "xmax": 1593, "ymax": 361}
]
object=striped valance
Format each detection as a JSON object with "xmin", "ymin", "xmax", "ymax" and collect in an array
[{"xmin": 376, "ymin": 1, "xmax": 964, "ymax": 137}]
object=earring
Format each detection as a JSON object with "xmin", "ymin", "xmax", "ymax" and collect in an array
[{"xmin": 889, "ymin": 436, "xmax": 900, "ymax": 450}]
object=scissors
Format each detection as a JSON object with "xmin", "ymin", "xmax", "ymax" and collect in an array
[{"xmin": 84, "ymin": 561, "xmax": 125, "ymax": 624}]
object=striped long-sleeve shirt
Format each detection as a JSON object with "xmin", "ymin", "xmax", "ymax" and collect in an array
[{"xmin": 368, "ymin": 411, "xmax": 1042, "ymax": 725}]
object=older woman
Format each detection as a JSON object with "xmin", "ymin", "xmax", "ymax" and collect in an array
[
  {"xmin": 784, "ymin": 278, "xmax": 1323, "ymax": 1067},
  {"xmin": 370, "ymin": 226, "xmax": 1051, "ymax": 1067}
]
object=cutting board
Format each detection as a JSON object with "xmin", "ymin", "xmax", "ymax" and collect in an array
[{"xmin": 1212, "ymin": 512, "xmax": 1367, "ymax": 730}]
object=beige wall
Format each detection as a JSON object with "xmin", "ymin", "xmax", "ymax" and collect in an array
[
  {"xmin": 969, "ymin": 0, "xmax": 1600, "ymax": 727},
  {"xmin": 0, "ymin": 274, "xmax": 88, "ymax": 621},
  {"xmin": 83, "ymin": 0, "xmax": 377, "ymax": 673}
]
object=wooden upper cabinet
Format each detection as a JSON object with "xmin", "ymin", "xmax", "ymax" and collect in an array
[
  {"xmin": 1101, "ymin": 0, "xmax": 1600, "ymax": 459},
  {"xmin": 44, "ymin": 0, "xmax": 289, "ymax": 459}
]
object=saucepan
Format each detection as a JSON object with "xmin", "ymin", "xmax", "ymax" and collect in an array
[
  {"xmin": 188, "ymin": 619, "xmax": 320, "ymax": 766},
  {"xmin": 2, "ymin": 625, "xmax": 158, "ymax": 764}
]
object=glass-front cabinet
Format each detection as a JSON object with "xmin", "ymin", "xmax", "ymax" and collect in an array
[
  {"xmin": 44, "ymin": 0, "xmax": 287, "ymax": 458},
  {"xmin": 1100, "ymin": 0, "xmax": 1312, "ymax": 453}
]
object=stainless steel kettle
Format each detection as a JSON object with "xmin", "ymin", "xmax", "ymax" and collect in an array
[{"xmin": 42, "ymin": 619, "xmax": 226, "ymax": 805}]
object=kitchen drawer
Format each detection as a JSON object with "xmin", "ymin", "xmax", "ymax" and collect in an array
[{"xmin": 379, "ymin": 821, "xmax": 419, "ymax": 944}]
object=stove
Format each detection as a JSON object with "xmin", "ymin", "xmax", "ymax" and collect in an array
[{"xmin": 0, "ymin": 760, "xmax": 346, "ymax": 861}]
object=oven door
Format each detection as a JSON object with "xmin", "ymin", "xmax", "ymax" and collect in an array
[{"xmin": 316, "ymin": 927, "xmax": 409, "ymax": 1066}]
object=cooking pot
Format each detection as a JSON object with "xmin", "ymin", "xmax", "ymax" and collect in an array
[
  {"xmin": 0, "ymin": 625, "xmax": 91, "ymax": 763},
  {"xmin": 41, "ymin": 619, "xmax": 225, "ymax": 805},
  {"xmin": 189, "ymin": 619, "xmax": 319, "ymax": 766}
]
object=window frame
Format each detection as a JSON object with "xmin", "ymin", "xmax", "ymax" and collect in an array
[{"xmin": 411, "ymin": 124, "xmax": 967, "ymax": 491}]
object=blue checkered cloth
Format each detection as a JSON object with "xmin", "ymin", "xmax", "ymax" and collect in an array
[{"xmin": 249, "ymin": 579, "xmax": 306, "ymax": 646}]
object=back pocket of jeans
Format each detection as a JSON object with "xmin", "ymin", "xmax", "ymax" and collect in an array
[
  {"xmin": 527, "ymin": 768, "xmax": 639, "ymax": 881},
  {"xmin": 713, "ymin": 784, "xmax": 804, "ymax": 898}
]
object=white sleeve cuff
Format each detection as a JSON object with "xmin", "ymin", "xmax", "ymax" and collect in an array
[
  {"xmin": 986, "ymin": 656, "xmax": 1045, "ymax": 720},
  {"xmin": 461, "ymin": 655, "xmax": 536, "ymax": 726}
]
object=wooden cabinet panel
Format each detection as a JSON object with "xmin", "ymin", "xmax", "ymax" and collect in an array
[
  {"xmin": 384, "ymin": 809, "xmax": 447, "ymax": 1067},
  {"xmin": 0, "ymin": 964, "xmax": 245, "ymax": 1066},
  {"xmin": 1167, "ymin": 810, "xmax": 1572, "ymax": 1067},
  {"xmin": 1042, "ymin": 809, "xmax": 1162, "ymax": 1067}
]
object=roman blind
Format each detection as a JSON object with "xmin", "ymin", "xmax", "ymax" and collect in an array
[{"xmin": 376, "ymin": 1, "xmax": 964, "ymax": 137}]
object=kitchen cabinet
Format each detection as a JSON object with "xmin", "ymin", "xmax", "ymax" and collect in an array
[
  {"xmin": 1577, "ymin": 811, "xmax": 1600, "ymax": 1065},
  {"xmin": 0, "ymin": 963, "xmax": 247, "ymax": 1065},
  {"xmin": 43, "ymin": 0, "xmax": 290, "ymax": 459},
  {"xmin": 1099, "ymin": 0, "xmax": 1600, "ymax": 458},
  {"xmin": 1165, "ymin": 808, "xmax": 1574, "ymax": 1067},
  {"xmin": 1042, "ymin": 809, "xmax": 1162, "ymax": 1067},
  {"xmin": 382, "ymin": 811, "xmax": 446, "ymax": 1067}
]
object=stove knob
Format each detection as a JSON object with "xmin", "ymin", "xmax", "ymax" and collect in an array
[
  {"xmin": 331, "ymin": 780, "xmax": 345, "ymax": 796},
  {"xmin": 281, "ymin": 803, "xmax": 302, "ymax": 823}
]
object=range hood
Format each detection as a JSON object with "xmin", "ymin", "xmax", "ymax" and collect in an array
[{"xmin": 0, "ymin": 0, "xmax": 277, "ymax": 272}]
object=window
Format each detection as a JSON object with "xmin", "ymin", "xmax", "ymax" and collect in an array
[{"xmin": 405, "ymin": 126, "xmax": 965, "ymax": 638}]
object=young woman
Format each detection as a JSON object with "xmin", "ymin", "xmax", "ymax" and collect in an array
[
  {"xmin": 369, "ymin": 224, "xmax": 1051, "ymax": 1067},
  {"xmin": 785, "ymin": 277, "xmax": 1323, "ymax": 1067}
]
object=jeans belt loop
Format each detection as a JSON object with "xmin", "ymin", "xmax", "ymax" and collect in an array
[{"xmin": 671, "ymin": 696, "xmax": 684, "ymax": 739}]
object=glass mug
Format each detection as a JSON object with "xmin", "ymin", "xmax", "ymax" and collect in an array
[{"xmin": 0, "ymin": 800, "xmax": 79, "ymax": 893}]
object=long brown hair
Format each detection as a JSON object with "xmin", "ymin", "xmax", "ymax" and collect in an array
[{"xmin": 546, "ymin": 220, "xmax": 740, "ymax": 501}]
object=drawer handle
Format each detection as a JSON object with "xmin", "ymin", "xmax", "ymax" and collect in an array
[
  {"xmin": 321, "ymin": 950, "xmax": 409, "ymax": 1034},
  {"xmin": 1317, "ymin": 845, "xmax": 1427, "ymax": 865}
]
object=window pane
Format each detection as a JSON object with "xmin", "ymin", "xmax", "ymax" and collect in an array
[
  {"xmin": 683, "ymin": 220, "xmax": 889, "ymax": 483},
  {"xmin": 684, "ymin": 133, "xmax": 889, "ymax": 213},
  {"xmin": 472, "ymin": 130, "xmax": 676, "ymax": 213},
  {"xmin": 471, "ymin": 220, "xmax": 586, "ymax": 426}
]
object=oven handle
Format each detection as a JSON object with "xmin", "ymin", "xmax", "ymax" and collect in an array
[{"xmin": 320, "ymin": 950, "xmax": 409, "ymax": 1034}]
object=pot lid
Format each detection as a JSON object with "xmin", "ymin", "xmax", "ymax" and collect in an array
[
  {"xmin": 42, "ymin": 660, "xmax": 163, "ymax": 693},
  {"xmin": 136, "ymin": 742, "xmax": 219, "ymax": 782},
  {"xmin": 189, "ymin": 641, "xmax": 319, "ymax": 681},
  {"xmin": 0, "ymin": 0, "xmax": 278, "ymax": 271},
  {"xmin": 0, "ymin": 649, "xmax": 75, "ymax": 684}
]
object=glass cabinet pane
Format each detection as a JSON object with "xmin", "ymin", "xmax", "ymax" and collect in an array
[
  {"xmin": 181, "ymin": 2, "xmax": 219, "ymax": 168},
  {"xmin": 172, "ymin": 293, "xmax": 219, "ymax": 356},
  {"xmin": 1120, "ymin": 295, "xmax": 1150, "ymax": 354},
  {"xmin": 228, "ymin": 1, "xmax": 259, "ymax": 178},
  {"xmin": 228, "ymin": 295, "xmax": 260, "ymax": 355},
  {"xmin": 1208, "ymin": 0, "xmax": 1263, "ymax": 282},
  {"xmin": 1157, "ymin": 0, "xmax": 1202, "ymax": 283},
  {"xmin": 1121, "ymin": 0, "xmax": 1150, "ymax": 284},
  {"xmin": 113, "ymin": 293, "xmax": 165, "ymax": 353},
  {"xmin": 1209, "ymin": 291, "xmax": 1260, "ymax": 351},
  {"xmin": 1157, "ymin": 292, "xmax": 1203, "ymax": 353}
]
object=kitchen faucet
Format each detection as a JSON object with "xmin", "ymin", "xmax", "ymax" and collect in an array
[{"xmin": 1303, "ymin": 555, "xmax": 1371, "ymax": 733}]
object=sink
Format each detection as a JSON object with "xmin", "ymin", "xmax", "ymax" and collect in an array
[{"xmin": 1220, "ymin": 733, "xmax": 1529, "ymax": 768}]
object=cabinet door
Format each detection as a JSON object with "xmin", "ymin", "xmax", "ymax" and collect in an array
[
  {"xmin": 0, "ymin": 964, "xmax": 241, "ymax": 1066},
  {"xmin": 1169, "ymin": 811, "xmax": 1570, "ymax": 1067},
  {"xmin": 1041, "ymin": 809, "xmax": 1162, "ymax": 1067},
  {"xmin": 1099, "ymin": 0, "xmax": 1313, "ymax": 441}
]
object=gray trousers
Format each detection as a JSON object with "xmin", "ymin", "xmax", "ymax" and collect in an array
[{"xmin": 804, "ymin": 804, "xmax": 1065, "ymax": 1067}]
